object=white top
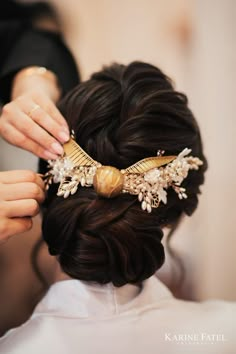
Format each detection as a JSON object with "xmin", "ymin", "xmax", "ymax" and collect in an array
[{"xmin": 0, "ymin": 276, "xmax": 235, "ymax": 354}]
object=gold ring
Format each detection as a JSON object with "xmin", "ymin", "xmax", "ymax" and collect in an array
[{"xmin": 28, "ymin": 104, "xmax": 40, "ymax": 118}]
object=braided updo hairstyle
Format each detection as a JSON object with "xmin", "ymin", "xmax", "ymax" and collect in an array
[{"xmin": 41, "ymin": 62, "xmax": 207, "ymax": 287}]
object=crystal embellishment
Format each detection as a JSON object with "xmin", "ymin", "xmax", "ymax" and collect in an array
[{"xmin": 44, "ymin": 137, "xmax": 203, "ymax": 213}]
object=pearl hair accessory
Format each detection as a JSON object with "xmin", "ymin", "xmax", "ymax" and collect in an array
[{"xmin": 44, "ymin": 135, "xmax": 203, "ymax": 213}]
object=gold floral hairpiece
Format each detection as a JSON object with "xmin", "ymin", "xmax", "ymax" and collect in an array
[{"xmin": 44, "ymin": 135, "xmax": 203, "ymax": 213}]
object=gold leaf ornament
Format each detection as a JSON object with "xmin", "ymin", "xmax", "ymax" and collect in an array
[{"xmin": 44, "ymin": 137, "xmax": 203, "ymax": 212}]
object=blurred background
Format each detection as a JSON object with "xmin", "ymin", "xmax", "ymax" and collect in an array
[{"xmin": 0, "ymin": 0, "xmax": 235, "ymax": 301}]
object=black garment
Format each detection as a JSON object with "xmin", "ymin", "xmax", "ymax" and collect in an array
[
  {"xmin": 0, "ymin": 1, "xmax": 51, "ymax": 21},
  {"xmin": 0, "ymin": 1, "xmax": 79, "ymax": 103}
]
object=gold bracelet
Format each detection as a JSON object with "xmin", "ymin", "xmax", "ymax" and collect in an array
[{"xmin": 15, "ymin": 66, "xmax": 61, "ymax": 90}]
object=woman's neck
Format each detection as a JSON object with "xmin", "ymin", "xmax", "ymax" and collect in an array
[{"xmin": 53, "ymin": 262, "xmax": 72, "ymax": 283}]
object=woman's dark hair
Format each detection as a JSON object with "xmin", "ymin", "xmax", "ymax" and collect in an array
[{"xmin": 40, "ymin": 61, "xmax": 207, "ymax": 287}]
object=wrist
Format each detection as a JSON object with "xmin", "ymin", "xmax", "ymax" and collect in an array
[{"xmin": 11, "ymin": 66, "xmax": 62, "ymax": 102}]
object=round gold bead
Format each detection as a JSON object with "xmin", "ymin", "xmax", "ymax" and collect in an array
[{"xmin": 93, "ymin": 166, "xmax": 124, "ymax": 198}]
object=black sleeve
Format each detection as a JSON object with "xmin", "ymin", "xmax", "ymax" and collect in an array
[{"xmin": 0, "ymin": 24, "xmax": 80, "ymax": 103}]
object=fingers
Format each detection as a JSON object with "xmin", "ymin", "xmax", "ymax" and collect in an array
[
  {"xmin": 0, "ymin": 199, "xmax": 39, "ymax": 242},
  {"xmin": 0, "ymin": 170, "xmax": 45, "ymax": 202},
  {"xmin": 0, "ymin": 170, "xmax": 45, "ymax": 189},
  {"xmin": 34, "ymin": 93, "xmax": 68, "ymax": 129},
  {"xmin": 20, "ymin": 94, "xmax": 69, "ymax": 143},
  {"xmin": 0, "ymin": 182, "xmax": 45, "ymax": 203},
  {"xmin": 6, "ymin": 102, "xmax": 64, "ymax": 155},
  {"xmin": 0, "ymin": 120, "xmax": 59, "ymax": 160},
  {"xmin": 0, "ymin": 199, "xmax": 40, "ymax": 218},
  {"xmin": 0, "ymin": 92, "xmax": 70, "ymax": 158},
  {"xmin": 0, "ymin": 170, "xmax": 45, "ymax": 243},
  {"xmin": 0, "ymin": 217, "xmax": 32, "ymax": 244},
  {"xmin": 35, "ymin": 173, "xmax": 46, "ymax": 190},
  {"xmin": 19, "ymin": 95, "xmax": 69, "ymax": 142}
]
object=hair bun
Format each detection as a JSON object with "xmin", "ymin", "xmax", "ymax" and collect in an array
[
  {"xmin": 41, "ymin": 61, "xmax": 207, "ymax": 286},
  {"xmin": 43, "ymin": 189, "xmax": 165, "ymax": 286}
]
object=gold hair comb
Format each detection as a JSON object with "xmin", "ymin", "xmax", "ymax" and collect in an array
[{"xmin": 44, "ymin": 136, "xmax": 203, "ymax": 213}]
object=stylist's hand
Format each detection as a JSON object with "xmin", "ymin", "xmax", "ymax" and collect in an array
[
  {"xmin": 0, "ymin": 67, "xmax": 70, "ymax": 160},
  {"xmin": 0, "ymin": 170, "xmax": 45, "ymax": 243}
]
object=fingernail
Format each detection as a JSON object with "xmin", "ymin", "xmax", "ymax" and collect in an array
[
  {"xmin": 58, "ymin": 131, "xmax": 70, "ymax": 143},
  {"xmin": 44, "ymin": 150, "xmax": 59, "ymax": 160},
  {"xmin": 51, "ymin": 142, "xmax": 64, "ymax": 155}
]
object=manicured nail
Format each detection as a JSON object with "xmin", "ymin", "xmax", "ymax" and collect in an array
[
  {"xmin": 58, "ymin": 131, "xmax": 70, "ymax": 143},
  {"xmin": 51, "ymin": 142, "xmax": 63, "ymax": 155},
  {"xmin": 44, "ymin": 150, "xmax": 59, "ymax": 160}
]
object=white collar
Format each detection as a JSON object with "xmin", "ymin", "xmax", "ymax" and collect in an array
[{"xmin": 33, "ymin": 276, "xmax": 173, "ymax": 319}]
